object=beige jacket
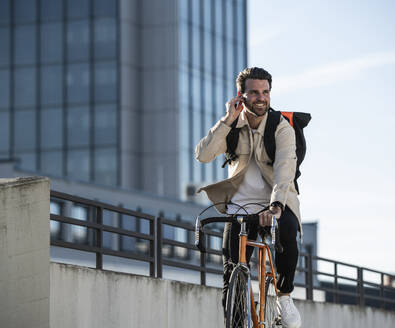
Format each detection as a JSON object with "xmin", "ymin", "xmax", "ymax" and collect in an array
[{"xmin": 195, "ymin": 111, "xmax": 302, "ymax": 233}]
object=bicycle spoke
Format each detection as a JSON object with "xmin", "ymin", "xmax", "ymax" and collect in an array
[{"xmin": 264, "ymin": 277, "xmax": 281, "ymax": 327}]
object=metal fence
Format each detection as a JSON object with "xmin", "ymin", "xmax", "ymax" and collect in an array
[{"xmin": 50, "ymin": 190, "xmax": 395, "ymax": 311}]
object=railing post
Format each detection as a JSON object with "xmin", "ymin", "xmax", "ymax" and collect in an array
[
  {"xmin": 380, "ymin": 273, "xmax": 385, "ymax": 309},
  {"xmin": 149, "ymin": 218, "xmax": 155, "ymax": 277},
  {"xmin": 304, "ymin": 246, "xmax": 313, "ymax": 300},
  {"xmin": 358, "ymin": 267, "xmax": 364, "ymax": 306},
  {"xmin": 156, "ymin": 217, "xmax": 163, "ymax": 278},
  {"xmin": 96, "ymin": 206, "xmax": 103, "ymax": 270}
]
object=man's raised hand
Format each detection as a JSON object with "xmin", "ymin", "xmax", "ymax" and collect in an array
[{"xmin": 222, "ymin": 95, "xmax": 244, "ymax": 126}]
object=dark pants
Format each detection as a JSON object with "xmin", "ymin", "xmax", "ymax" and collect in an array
[{"xmin": 222, "ymin": 206, "xmax": 299, "ymax": 313}]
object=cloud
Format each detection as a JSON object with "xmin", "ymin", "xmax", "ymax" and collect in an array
[{"xmin": 274, "ymin": 51, "xmax": 395, "ymax": 94}]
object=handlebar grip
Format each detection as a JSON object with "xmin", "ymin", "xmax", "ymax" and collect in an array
[
  {"xmin": 195, "ymin": 229, "xmax": 206, "ymax": 253},
  {"xmin": 271, "ymin": 216, "xmax": 276, "ymax": 246},
  {"xmin": 194, "ymin": 219, "xmax": 206, "ymax": 253}
]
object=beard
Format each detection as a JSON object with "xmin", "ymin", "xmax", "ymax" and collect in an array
[{"xmin": 244, "ymin": 100, "xmax": 270, "ymax": 117}]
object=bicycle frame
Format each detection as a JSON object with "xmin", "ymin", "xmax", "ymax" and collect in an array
[{"xmin": 238, "ymin": 220, "xmax": 279, "ymax": 328}]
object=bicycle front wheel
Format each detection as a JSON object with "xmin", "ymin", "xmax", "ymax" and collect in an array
[
  {"xmin": 225, "ymin": 265, "xmax": 250, "ymax": 328},
  {"xmin": 264, "ymin": 277, "xmax": 281, "ymax": 327}
]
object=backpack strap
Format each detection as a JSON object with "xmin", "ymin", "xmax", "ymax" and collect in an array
[
  {"xmin": 263, "ymin": 109, "xmax": 282, "ymax": 165},
  {"xmin": 222, "ymin": 117, "xmax": 241, "ymax": 168}
]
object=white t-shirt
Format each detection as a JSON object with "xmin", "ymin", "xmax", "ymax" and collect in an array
[{"xmin": 227, "ymin": 129, "xmax": 271, "ymax": 215}]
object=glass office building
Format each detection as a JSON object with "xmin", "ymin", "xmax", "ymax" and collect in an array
[
  {"xmin": 0, "ymin": 0, "xmax": 247, "ymax": 200},
  {"xmin": 178, "ymin": 0, "xmax": 247, "ymax": 195}
]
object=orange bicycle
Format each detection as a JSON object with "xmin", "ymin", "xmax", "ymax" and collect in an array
[{"xmin": 195, "ymin": 203, "xmax": 283, "ymax": 328}]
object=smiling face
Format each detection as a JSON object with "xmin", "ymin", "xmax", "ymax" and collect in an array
[{"xmin": 242, "ymin": 79, "xmax": 271, "ymax": 116}]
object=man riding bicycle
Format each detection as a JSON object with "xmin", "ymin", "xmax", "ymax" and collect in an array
[{"xmin": 195, "ymin": 67, "xmax": 302, "ymax": 328}]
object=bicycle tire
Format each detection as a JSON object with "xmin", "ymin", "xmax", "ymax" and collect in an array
[
  {"xmin": 225, "ymin": 265, "xmax": 250, "ymax": 328},
  {"xmin": 264, "ymin": 277, "xmax": 281, "ymax": 327}
]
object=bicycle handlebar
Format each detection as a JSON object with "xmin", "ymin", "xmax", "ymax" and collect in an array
[{"xmin": 194, "ymin": 214, "xmax": 282, "ymax": 253}]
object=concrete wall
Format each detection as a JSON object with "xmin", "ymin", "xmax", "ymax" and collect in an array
[
  {"xmin": 51, "ymin": 262, "xmax": 395, "ymax": 328},
  {"xmin": 50, "ymin": 262, "xmax": 223, "ymax": 328},
  {"xmin": 0, "ymin": 177, "xmax": 50, "ymax": 328}
]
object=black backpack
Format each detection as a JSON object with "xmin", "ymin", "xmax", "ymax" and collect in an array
[{"xmin": 222, "ymin": 108, "xmax": 311, "ymax": 194}]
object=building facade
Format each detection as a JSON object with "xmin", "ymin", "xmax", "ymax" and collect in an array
[{"xmin": 0, "ymin": 0, "xmax": 247, "ymax": 200}]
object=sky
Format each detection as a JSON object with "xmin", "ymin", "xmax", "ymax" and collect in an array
[{"xmin": 248, "ymin": 0, "xmax": 395, "ymax": 275}]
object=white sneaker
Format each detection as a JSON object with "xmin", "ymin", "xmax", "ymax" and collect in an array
[{"xmin": 279, "ymin": 295, "xmax": 301, "ymax": 328}]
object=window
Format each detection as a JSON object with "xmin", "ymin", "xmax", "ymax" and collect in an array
[
  {"xmin": 215, "ymin": 35, "xmax": 224, "ymax": 78},
  {"xmin": 192, "ymin": 25, "xmax": 200, "ymax": 69},
  {"xmin": 225, "ymin": 0, "xmax": 234, "ymax": 41},
  {"xmin": 203, "ymin": 0, "xmax": 212, "ymax": 31},
  {"xmin": 178, "ymin": 0, "xmax": 188, "ymax": 21},
  {"xmin": 50, "ymin": 201, "xmax": 62, "ymax": 239},
  {"xmin": 94, "ymin": 147, "xmax": 117, "ymax": 186},
  {"xmin": 67, "ymin": 20, "xmax": 90, "ymax": 62},
  {"xmin": 41, "ymin": 65, "xmax": 63, "ymax": 106},
  {"xmin": 16, "ymin": 152, "xmax": 36, "ymax": 171},
  {"xmin": 0, "ymin": 69, "xmax": 10, "ymax": 109},
  {"xmin": 40, "ymin": 0, "xmax": 62, "ymax": 21},
  {"xmin": 67, "ymin": 106, "xmax": 90, "ymax": 147},
  {"xmin": 227, "ymin": 41, "xmax": 235, "ymax": 80},
  {"xmin": 67, "ymin": 63, "xmax": 90, "ymax": 104},
  {"xmin": 192, "ymin": 70, "xmax": 201, "ymax": 111},
  {"xmin": 178, "ymin": 20, "xmax": 189, "ymax": 66},
  {"xmin": 178, "ymin": 69, "xmax": 189, "ymax": 107},
  {"xmin": 215, "ymin": 77, "xmax": 224, "ymax": 117},
  {"xmin": 179, "ymin": 148, "xmax": 190, "ymax": 191},
  {"xmin": 94, "ymin": 18, "xmax": 116, "ymax": 60},
  {"xmin": 14, "ymin": 67, "xmax": 36, "ymax": 108},
  {"xmin": 42, "ymin": 150, "xmax": 62, "ymax": 177},
  {"xmin": 179, "ymin": 105, "xmax": 189, "ymax": 149},
  {"xmin": 192, "ymin": 108, "xmax": 201, "ymax": 148},
  {"xmin": 94, "ymin": 0, "xmax": 117, "ymax": 17},
  {"xmin": 14, "ymin": 0, "xmax": 36, "ymax": 24},
  {"xmin": 214, "ymin": 0, "xmax": 223, "ymax": 36},
  {"xmin": 67, "ymin": 0, "xmax": 90, "ymax": 19},
  {"xmin": 94, "ymin": 104, "xmax": 117, "ymax": 146},
  {"xmin": 94, "ymin": 61, "xmax": 117, "ymax": 102},
  {"xmin": 0, "ymin": 28, "xmax": 10, "ymax": 67},
  {"xmin": 204, "ymin": 76, "xmax": 213, "ymax": 118},
  {"xmin": 40, "ymin": 108, "xmax": 63, "ymax": 150},
  {"xmin": 14, "ymin": 25, "xmax": 36, "ymax": 65},
  {"xmin": 41, "ymin": 23, "xmax": 63, "ymax": 64},
  {"xmin": 237, "ymin": 43, "xmax": 245, "ymax": 73},
  {"xmin": 0, "ymin": 0, "xmax": 10, "ymax": 25},
  {"xmin": 14, "ymin": 110, "xmax": 36, "ymax": 152},
  {"xmin": 68, "ymin": 149, "xmax": 90, "ymax": 182},
  {"xmin": 236, "ymin": 0, "xmax": 245, "ymax": 43},
  {"xmin": 71, "ymin": 205, "xmax": 88, "ymax": 243},
  {"xmin": 0, "ymin": 111, "xmax": 9, "ymax": 153},
  {"xmin": 191, "ymin": 0, "xmax": 200, "ymax": 26},
  {"xmin": 203, "ymin": 30, "xmax": 212, "ymax": 74}
]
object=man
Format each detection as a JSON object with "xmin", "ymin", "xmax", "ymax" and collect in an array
[{"xmin": 195, "ymin": 67, "xmax": 302, "ymax": 328}]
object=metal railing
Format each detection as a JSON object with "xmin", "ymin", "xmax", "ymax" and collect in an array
[{"xmin": 50, "ymin": 190, "xmax": 395, "ymax": 311}]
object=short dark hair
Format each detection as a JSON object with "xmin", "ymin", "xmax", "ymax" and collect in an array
[{"xmin": 236, "ymin": 67, "xmax": 272, "ymax": 93}]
